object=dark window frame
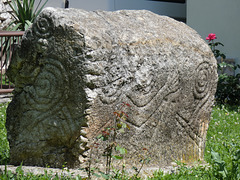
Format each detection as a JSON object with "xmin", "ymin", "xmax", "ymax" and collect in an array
[{"xmin": 65, "ymin": 0, "xmax": 69, "ymax": 8}]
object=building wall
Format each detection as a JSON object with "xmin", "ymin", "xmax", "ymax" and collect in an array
[
  {"xmin": 68, "ymin": 0, "xmax": 114, "ymax": 11},
  {"xmin": 115, "ymin": 0, "xmax": 186, "ymax": 20},
  {"xmin": 187, "ymin": 0, "xmax": 240, "ymax": 72},
  {"xmin": 43, "ymin": 0, "xmax": 64, "ymax": 8},
  {"xmin": 37, "ymin": 0, "xmax": 186, "ymax": 21}
]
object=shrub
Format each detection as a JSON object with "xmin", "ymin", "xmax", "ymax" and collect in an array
[
  {"xmin": 7, "ymin": 0, "xmax": 48, "ymax": 31},
  {"xmin": 216, "ymin": 68, "xmax": 240, "ymax": 105},
  {"xmin": 206, "ymin": 33, "xmax": 240, "ymax": 105}
]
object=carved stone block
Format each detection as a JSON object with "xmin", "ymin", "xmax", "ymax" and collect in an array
[{"xmin": 6, "ymin": 8, "xmax": 218, "ymax": 169}]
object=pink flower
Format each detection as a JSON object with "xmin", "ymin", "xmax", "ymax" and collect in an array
[{"xmin": 206, "ymin": 33, "xmax": 217, "ymax": 42}]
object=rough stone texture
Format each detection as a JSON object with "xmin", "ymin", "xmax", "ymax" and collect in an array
[
  {"xmin": 0, "ymin": 0, "xmax": 14, "ymax": 30},
  {"xmin": 6, "ymin": 7, "xmax": 218, "ymax": 169}
]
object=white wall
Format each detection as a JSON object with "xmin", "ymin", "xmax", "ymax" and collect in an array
[
  {"xmin": 115, "ymin": 0, "xmax": 186, "ymax": 19},
  {"xmin": 67, "ymin": 0, "xmax": 114, "ymax": 11},
  {"xmin": 37, "ymin": 0, "xmax": 186, "ymax": 20},
  {"xmin": 36, "ymin": 0, "xmax": 64, "ymax": 8},
  {"xmin": 187, "ymin": 0, "xmax": 240, "ymax": 72}
]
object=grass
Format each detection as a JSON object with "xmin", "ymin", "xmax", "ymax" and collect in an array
[
  {"xmin": 204, "ymin": 105, "xmax": 240, "ymax": 179},
  {"xmin": 0, "ymin": 103, "xmax": 239, "ymax": 179},
  {"xmin": 0, "ymin": 164, "xmax": 84, "ymax": 180},
  {"xmin": 0, "ymin": 103, "xmax": 9, "ymax": 165},
  {"xmin": 205, "ymin": 105, "xmax": 240, "ymax": 163},
  {"xmin": 1, "ymin": 74, "xmax": 10, "ymax": 85}
]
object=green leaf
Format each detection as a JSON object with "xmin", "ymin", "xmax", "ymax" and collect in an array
[
  {"xmin": 16, "ymin": 163, "xmax": 24, "ymax": 176},
  {"xmin": 100, "ymin": 172, "xmax": 110, "ymax": 179},
  {"xmin": 121, "ymin": 122, "xmax": 127, "ymax": 129},
  {"xmin": 215, "ymin": 42, "xmax": 224, "ymax": 47},
  {"xmin": 116, "ymin": 145, "xmax": 127, "ymax": 155},
  {"xmin": 112, "ymin": 155, "xmax": 123, "ymax": 160},
  {"xmin": 119, "ymin": 128, "xmax": 125, "ymax": 133},
  {"xmin": 234, "ymin": 149, "xmax": 240, "ymax": 161},
  {"xmin": 211, "ymin": 150, "xmax": 224, "ymax": 164},
  {"xmin": 218, "ymin": 170, "xmax": 227, "ymax": 178},
  {"xmin": 93, "ymin": 173, "xmax": 101, "ymax": 178},
  {"xmin": 11, "ymin": 23, "xmax": 22, "ymax": 31},
  {"xmin": 97, "ymin": 134, "xmax": 103, "ymax": 139},
  {"xmin": 24, "ymin": 21, "xmax": 32, "ymax": 30}
]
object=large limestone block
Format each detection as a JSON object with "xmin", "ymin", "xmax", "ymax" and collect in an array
[{"xmin": 6, "ymin": 8, "xmax": 218, "ymax": 168}]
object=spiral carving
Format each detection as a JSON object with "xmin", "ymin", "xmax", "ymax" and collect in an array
[
  {"xmin": 33, "ymin": 15, "xmax": 53, "ymax": 38},
  {"xmin": 194, "ymin": 62, "xmax": 211, "ymax": 99},
  {"xmin": 28, "ymin": 58, "xmax": 68, "ymax": 111}
]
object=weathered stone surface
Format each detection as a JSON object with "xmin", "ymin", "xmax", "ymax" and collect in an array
[
  {"xmin": 6, "ymin": 7, "xmax": 218, "ymax": 169},
  {"xmin": 0, "ymin": 0, "xmax": 14, "ymax": 30}
]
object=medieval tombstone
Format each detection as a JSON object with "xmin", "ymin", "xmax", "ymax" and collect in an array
[{"xmin": 6, "ymin": 7, "xmax": 218, "ymax": 169}]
